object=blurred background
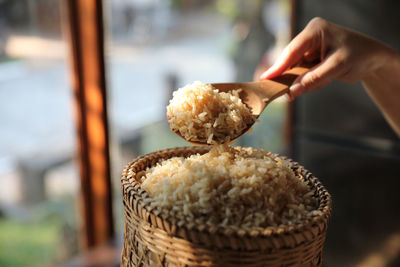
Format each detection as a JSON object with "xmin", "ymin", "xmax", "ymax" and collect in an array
[{"xmin": 0, "ymin": 0, "xmax": 399, "ymax": 266}]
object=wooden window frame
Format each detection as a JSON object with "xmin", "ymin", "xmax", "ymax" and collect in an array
[{"xmin": 65, "ymin": 0, "xmax": 115, "ymax": 249}]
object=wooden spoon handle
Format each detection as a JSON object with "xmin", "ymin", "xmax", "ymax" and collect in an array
[
  {"xmin": 270, "ymin": 66, "xmax": 310, "ymax": 86},
  {"xmin": 260, "ymin": 66, "xmax": 310, "ymax": 104}
]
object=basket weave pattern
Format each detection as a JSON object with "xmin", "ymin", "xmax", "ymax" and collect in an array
[{"xmin": 121, "ymin": 146, "xmax": 331, "ymax": 266}]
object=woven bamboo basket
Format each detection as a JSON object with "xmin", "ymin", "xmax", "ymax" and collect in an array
[{"xmin": 121, "ymin": 146, "xmax": 331, "ymax": 267}]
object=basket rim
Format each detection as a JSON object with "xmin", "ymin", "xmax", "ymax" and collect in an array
[{"xmin": 121, "ymin": 146, "xmax": 332, "ymax": 240}]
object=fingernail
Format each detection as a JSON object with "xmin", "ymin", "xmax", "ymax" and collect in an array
[
  {"xmin": 259, "ymin": 71, "xmax": 270, "ymax": 80},
  {"xmin": 283, "ymin": 93, "xmax": 291, "ymax": 102},
  {"xmin": 259, "ymin": 66, "xmax": 276, "ymax": 80},
  {"xmin": 289, "ymin": 83, "xmax": 302, "ymax": 94}
]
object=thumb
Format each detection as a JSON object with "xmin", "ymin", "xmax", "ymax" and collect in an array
[
  {"xmin": 289, "ymin": 53, "xmax": 343, "ymax": 97},
  {"xmin": 260, "ymin": 46, "xmax": 303, "ymax": 80},
  {"xmin": 260, "ymin": 30, "xmax": 320, "ymax": 80}
]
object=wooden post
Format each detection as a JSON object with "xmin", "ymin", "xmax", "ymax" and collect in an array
[
  {"xmin": 64, "ymin": 0, "xmax": 114, "ymax": 249},
  {"xmin": 284, "ymin": 0, "xmax": 299, "ymax": 157}
]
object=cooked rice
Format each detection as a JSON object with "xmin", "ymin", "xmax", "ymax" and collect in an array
[
  {"xmin": 141, "ymin": 145, "xmax": 322, "ymax": 232},
  {"xmin": 166, "ymin": 81, "xmax": 256, "ymax": 144}
]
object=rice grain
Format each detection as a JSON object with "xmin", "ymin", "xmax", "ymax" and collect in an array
[
  {"xmin": 167, "ymin": 81, "xmax": 256, "ymax": 144},
  {"xmin": 141, "ymin": 145, "xmax": 321, "ymax": 231}
]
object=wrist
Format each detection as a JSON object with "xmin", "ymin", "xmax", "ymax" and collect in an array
[{"xmin": 363, "ymin": 45, "xmax": 400, "ymax": 81}]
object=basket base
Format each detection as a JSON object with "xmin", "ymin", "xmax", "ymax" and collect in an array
[{"xmin": 121, "ymin": 222, "xmax": 325, "ymax": 267}]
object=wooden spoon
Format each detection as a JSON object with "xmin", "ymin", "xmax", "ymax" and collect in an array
[{"xmin": 171, "ymin": 66, "xmax": 310, "ymax": 145}]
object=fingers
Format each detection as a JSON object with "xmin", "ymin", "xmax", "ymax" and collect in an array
[
  {"xmin": 259, "ymin": 17, "xmax": 348, "ymax": 99},
  {"xmin": 289, "ymin": 52, "xmax": 347, "ymax": 97},
  {"xmin": 303, "ymin": 49, "xmax": 321, "ymax": 63},
  {"xmin": 260, "ymin": 20, "xmax": 326, "ymax": 80},
  {"xmin": 260, "ymin": 37, "xmax": 315, "ymax": 80}
]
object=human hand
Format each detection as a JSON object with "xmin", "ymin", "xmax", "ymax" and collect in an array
[{"xmin": 260, "ymin": 17, "xmax": 394, "ymax": 99}]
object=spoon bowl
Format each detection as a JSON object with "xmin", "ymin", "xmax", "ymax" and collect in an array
[{"xmin": 170, "ymin": 66, "xmax": 310, "ymax": 145}]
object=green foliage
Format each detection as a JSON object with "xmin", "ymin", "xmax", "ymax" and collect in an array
[
  {"xmin": 140, "ymin": 120, "xmax": 187, "ymax": 155},
  {"xmin": 0, "ymin": 218, "xmax": 60, "ymax": 267},
  {"xmin": 0, "ymin": 198, "xmax": 77, "ymax": 266},
  {"xmin": 216, "ymin": 0, "xmax": 239, "ymax": 19},
  {"xmin": 0, "ymin": 56, "xmax": 16, "ymax": 63},
  {"xmin": 170, "ymin": 0, "xmax": 184, "ymax": 9}
]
